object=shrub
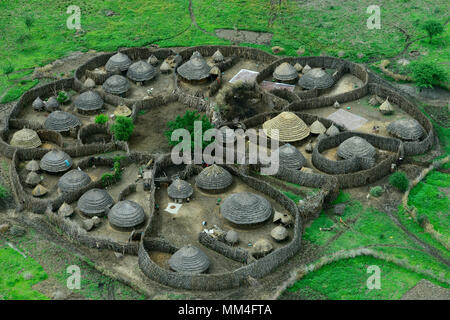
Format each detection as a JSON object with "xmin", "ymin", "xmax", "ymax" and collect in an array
[
  {"xmin": 111, "ymin": 116, "xmax": 134, "ymax": 141},
  {"xmin": 56, "ymin": 91, "xmax": 69, "ymax": 104},
  {"xmin": 0, "ymin": 185, "xmax": 8, "ymax": 199},
  {"xmin": 101, "ymin": 156, "xmax": 123, "ymax": 186},
  {"xmin": 408, "ymin": 61, "xmax": 447, "ymax": 89},
  {"xmin": 389, "ymin": 171, "xmax": 409, "ymax": 192},
  {"xmin": 417, "ymin": 213, "xmax": 429, "ymax": 229},
  {"xmin": 421, "ymin": 20, "xmax": 444, "ymax": 43},
  {"xmin": 24, "ymin": 14, "xmax": 35, "ymax": 29},
  {"xmin": 370, "ymin": 186, "xmax": 383, "ymax": 197},
  {"xmin": 95, "ymin": 114, "xmax": 109, "ymax": 124},
  {"xmin": 2, "ymin": 64, "xmax": 14, "ymax": 79}
]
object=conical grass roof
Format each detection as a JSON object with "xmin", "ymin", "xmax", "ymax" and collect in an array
[
  {"xmin": 25, "ymin": 171, "xmax": 41, "ymax": 187},
  {"xmin": 225, "ymin": 230, "xmax": 239, "ymax": 244},
  {"xmin": 25, "ymin": 160, "xmax": 40, "ymax": 172},
  {"xmin": 195, "ymin": 165, "xmax": 233, "ymax": 191},
  {"xmin": 160, "ymin": 61, "xmax": 171, "ymax": 73},
  {"xmin": 77, "ymin": 188, "xmax": 114, "ymax": 217},
  {"xmin": 44, "ymin": 111, "xmax": 81, "ymax": 132},
  {"xmin": 177, "ymin": 52, "xmax": 211, "ymax": 81},
  {"xmin": 84, "ymin": 78, "xmax": 95, "ymax": 89},
  {"xmin": 379, "ymin": 97, "xmax": 394, "ymax": 115},
  {"xmin": 387, "ymin": 119, "xmax": 424, "ymax": 141},
  {"xmin": 302, "ymin": 64, "xmax": 312, "ymax": 74},
  {"xmin": 58, "ymin": 202, "xmax": 74, "ymax": 217},
  {"xmin": 32, "ymin": 184, "xmax": 48, "ymax": 197},
  {"xmin": 108, "ymin": 200, "xmax": 145, "ymax": 229},
  {"xmin": 32, "ymin": 97, "xmax": 44, "ymax": 111},
  {"xmin": 168, "ymin": 245, "xmax": 210, "ymax": 274},
  {"xmin": 298, "ymin": 68, "xmax": 334, "ymax": 89},
  {"xmin": 102, "ymin": 75, "xmax": 130, "ymax": 95},
  {"xmin": 220, "ymin": 192, "xmax": 273, "ymax": 225},
  {"xmin": 253, "ymin": 239, "xmax": 273, "ymax": 255},
  {"xmin": 114, "ymin": 105, "xmax": 132, "ymax": 117},
  {"xmin": 58, "ymin": 169, "xmax": 92, "ymax": 193},
  {"xmin": 44, "ymin": 97, "xmax": 59, "ymax": 112},
  {"xmin": 74, "ymin": 91, "xmax": 104, "ymax": 112},
  {"xmin": 126, "ymin": 60, "xmax": 156, "ymax": 82},
  {"xmin": 105, "ymin": 52, "xmax": 132, "ymax": 72},
  {"xmin": 278, "ymin": 143, "xmax": 306, "ymax": 169},
  {"xmin": 326, "ymin": 124, "xmax": 340, "ymax": 136},
  {"xmin": 10, "ymin": 128, "xmax": 42, "ymax": 149},
  {"xmin": 271, "ymin": 225, "xmax": 288, "ymax": 241},
  {"xmin": 212, "ymin": 50, "xmax": 224, "ymax": 62},
  {"xmin": 294, "ymin": 63, "xmax": 303, "ymax": 72},
  {"xmin": 273, "ymin": 62, "xmax": 298, "ymax": 82},
  {"xmin": 262, "ymin": 112, "xmax": 310, "ymax": 142},
  {"xmin": 337, "ymin": 136, "xmax": 376, "ymax": 159},
  {"xmin": 147, "ymin": 54, "xmax": 158, "ymax": 66},
  {"xmin": 310, "ymin": 120, "xmax": 326, "ymax": 134},
  {"xmin": 167, "ymin": 179, "xmax": 193, "ymax": 200},
  {"xmin": 40, "ymin": 150, "xmax": 73, "ymax": 173}
]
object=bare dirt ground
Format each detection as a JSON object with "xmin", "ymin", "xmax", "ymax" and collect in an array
[
  {"xmin": 215, "ymin": 29, "xmax": 273, "ymax": 45},
  {"xmin": 401, "ymin": 279, "xmax": 450, "ymax": 300}
]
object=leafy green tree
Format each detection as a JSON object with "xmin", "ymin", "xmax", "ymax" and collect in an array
[
  {"xmin": 408, "ymin": 61, "xmax": 448, "ymax": 88},
  {"xmin": 389, "ymin": 171, "xmax": 409, "ymax": 192},
  {"xmin": 0, "ymin": 185, "xmax": 8, "ymax": 199},
  {"xmin": 95, "ymin": 114, "xmax": 109, "ymax": 124},
  {"xmin": 111, "ymin": 116, "xmax": 134, "ymax": 141},
  {"xmin": 421, "ymin": 20, "xmax": 444, "ymax": 44},
  {"xmin": 165, "ymin": 110, "xmax": 214, "ymax": 151}
]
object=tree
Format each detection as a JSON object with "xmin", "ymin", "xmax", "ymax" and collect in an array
[
  {"xmin": 408, "ymin": 61, "xmax": 447, "ymax": 88},
  {"xmin": 111, "ymin": 116, "xmax": 134, "ymax": 141},
  {"xmin": 95, "ymin": 114, "xmax": 109, "ymax": 124},
  {"xmin": 389, "ymin": 171, "xmax": 409, "ymax": 192},
  {"xmin": 421, "ymin": 20, "xmax": 444, "ymax": 44},
  {"xmin": 24, "ymin": 14, "xmax": 35, "ymax": 30},
  {"xmin": 164, "ymin": 110, "xmax": 214, "ymax": 151}
]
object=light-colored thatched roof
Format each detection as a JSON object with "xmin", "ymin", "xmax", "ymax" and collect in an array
[
  {"xmin": 310, "ymin": 120, "xmax": 326, "ymax": 134},
  {"xmin": 225, "ymin": 230, "xmax": 239, "ymax": 244},
  {"xmin": 58, "ymin": 202, "xmax": 74, "ymax": 217},
  {"xmin": 273, "ymin": 62, "xmax": 298, "ymax": 81},
  {"xmin": 212, "ymin": 50, "xmax": 224, "ymax": 62},
  {"xmin": 32, "ymin": 184, "xmax": 48, "ymax": 197},
  {"xmin": 10, "ymin": 128, "xmax": 42, "ymax": 149},
  {"xmin": 270, "ymin": 225, "xmax": 288, "ymax": 241},
  {"xmin": 379, "ymin": 97, "xmax": 394, "ymax": 115},
  {"xmin": 325, "ymin": 124, "xmax": 340, "ymax": 136},
  {"xmin": 25, "ymin": 171, "xmax": 41, "ymax": 187},
  {"xmin": 147, "ymin": 54, "xmax": 159, "ymax": 66},
  {"xmin": 32, "ymin": 97, "xmax": 44, "ymax": 110},
  {"xmin": 25, "ymin": 160, "xmax": 40, "ymax": 172},
  {"xmin": 220, "ymin": 192, "xmax": 273, "ymax": 225},
  {"xmin": 263, "ymin": 112, "xmax": 310, "ymax": 142},
  {"xmin": 253, "ymin": 239, "xmax": 273, "ymax": 254},
  {"xmin": 44, "ymin": 97, "xmax": 59, "ymax": 112},
  {"xmin": 114, "ymin": 105, "xmax": 132, "ymax": 117}
]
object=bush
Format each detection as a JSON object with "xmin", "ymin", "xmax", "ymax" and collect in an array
[
  {"xmin": 0, "ymin": 185, "xmax": 8, "ymax": 199},
  {"xmin": 24, "ymin": 14, "xmax": 35, "ymax": 29},
  {"xmin": 408, "ymin": 61, "xmax": 447, "ymax": 89},
  {"xmin": 56, "ymin": 91, "xmax": 69, "ymax": 104},
  {"xmin": 369, "ymin": 186, "xmax": 383, "ymax": 197},
  {"xmin": 95, "ymin": 114, "xmax": 109, "ymax": 124},
  {"xmin": 111, "ymin": 116, "xmax": 134, "ymax": 141},
  {"xmin": 421, "ymin": 20, "xmax": 444, "ymax": 43},
  {"xmin": 2, "ymin": 64, "xmax": 14, "ymax": 79},
  {"xmin": 389, "ymin": 171, "xmax": 409, "ymax": 192},
  {"xmin": 417, "ymin": 214, "xmax": 429, "ymax": 229}
]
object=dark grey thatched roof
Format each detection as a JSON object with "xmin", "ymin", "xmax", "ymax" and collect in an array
[
  {"xmin": 177, "ymin": 52, "xmax": 211, "ymax": 81},
  {"xmin": 387, "ymin": 119, "xmax": 424, "ymax": 141},
  {"xmin": 45, "ymin": 97, "xmax": 60, "ymax": 112},
  {"xmin": 168, "ymin": 245, "xmax": 210, "ymax": 274},
  {"xmin": 77, "ymin": 188, "xmax": 113, "ymax": 217},
  {"xmin": 32, "ymin": 97, "xmax": 44, "ymax": 110},
  {"xmin": 105, "ymin": 52, "xmax": 132, "ymax": 72},
  {"xmin": 298, "ymin": 68, "xmax": 334, "ymax": 89},
  {"xmin": 278, "ymin": 143, "xmax": 306, "ymax": 169},
  {"xmin": 126, "ymin": 60, "xmax": 156, "ymax": 82},
  {"xmin": 44, "ymin": 111, "xmax": 81, "ymax": 132},
  {"xmin": 108, "ymin": 200, "xmax": 145, "ymax": 229},
  {"xmin": 220, "ymin": 192, "xmax": 273, "ymax": 225},
  {"xmin": 195, "ymin": 164, "xmax": 233, "ymax": 191},
  {"xmin": 102, "ymin": 75, "xmax": 130, "ymax": 95},
  {"xmin": 337, "ymin": 136, "xmax": 376, "ymax": 159},
  {"xmin": 273, "ymin": 62, "xmax": 298, "ymax": 82},
  {"xmin": 25, "ymin": 160, "xmax": 40, "ymax": 172},
  {"xmin": 167, "ymin": 179, "xmax": 193, "ymax": 200},
  {"xmin": 58, "ymin": 169, "xmax": 92, "ymax": 193},
  {"xmin": 74, "ymin": 91, "xmax": 104, "ymax": 112},
  {"xmin": 40, "ymin": 150, "xmax": 73, "ymax": 173}
]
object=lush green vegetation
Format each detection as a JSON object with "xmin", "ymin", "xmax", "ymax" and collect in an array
[
  {"xmin": 111, "ymin": 116, "xmax": 134, "ymax": 141},
  {"xmin": 0, "ymin": 185, "xmax": 8, "ymax": 199},
  {"xmin": 165, "ymin": 110, "xmax": 214, "ymax": 151},
  {"xmin": 94, "ymin": 114, "xmax": 109, "ymax": 124},
  {"xmin": 389, "ymin": 171, "xmax": 410, "ymax": 192},
  {"xmin": 331, "ymin": 190, "xmax": 350, "ymax": 205},
  {"xmin": 422, "ymin": 20, "xmax": 444, "ymax": 44},
  {"xmin": 101, "ymin": 156, "xmax": 123, "ymax": 186},
  {"xmin": 0, "ymin": 247, "xmax": 49, "ymax": 300},
  {"xmin": 408, "ymin": 61, "xmax": 448, "ymax": 88},
  {"xmin": 370, "ymin": 186, "xmax": 384, "ymax": 197}
]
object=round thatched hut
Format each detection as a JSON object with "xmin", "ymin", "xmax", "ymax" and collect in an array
[
  {"xmin": 44, "ymin": 111, "xmax": 81, "ymax": 133},
  {"xmin": 167, "ymin": 179, "xmax": 193, "ymax": 203},
  {"xmin": 102, "ymin": 75, "xmax": 130, "ymax": 96},
  {"xmin": 44, "ymin": 97, "xmax": 60, "ymax": 112},
  {"xmin": 108, "ymin": 200, "xmax": 145, "ymax": 230},
  {"xmin": 105, "ymin": 52, "xmax": 132, "ymax": 72},
  {"xmin": 160, "ymin": 61, "xmax": 171, "ymax": 74},
  {"xmin": 212, "ymin": 50, "xmax": 224, "ymax": 63},
  {"xmin": 74, "ymin": 91, "xmax": 104, "ymax": 114},
  {"xmin": 294, "ymin": 63, "xmax": 303, "ymax": 73},
  {"xmin": 310, "ymin": 120, "xmax": 326, "ymax": 135},
  {"xmin": 10, "ymin": 128, "xmax": 42, "ymax": 149},
  {"xmin": 326, "ymin": 124, "xmax": 340, "ymax": 136},
  {"xmin": 147, "ymin": 54, "xmax": 158, "ymax": 66},
  {"xmin": 278, "ymin": 143, "xmax": 306, "ymax": 170},
  {"xmin": 220, "ymin": 192, "xmax": 273, "ymax": 226},
  {"xmin": 168, "ymin": 245, "xmax": 210, "ymax": 274},
  {"xmin": 337, "ymin": 136, "xmax": 376, "ymax": 159},
  {"xmin": 225, "ymin": 230, "xmax": 239, "ymax": 245},
  {"xmin": 58, "ymin": 202, "xmax": 74, "ymax": 217},
  {"xmin": 273, "ymin": 62, "xmax": 298, "ymax": 83},
  {"xmin": 177, "ymin": 51, "xmax": 211, "ymax": 83},
  {"xmin": 379, "ymin": 97, "xmax": 394, "ymax": 115},
  {"xmin": 262, "ymin": 112, "xmax": 310, "ymax": 142},
  {"xmin": 84, "ymin": 78, "xmax": 95, "ymax": 89},
  {"xmin": 77, "ymin": 188, "xmax": 114, "ymax": 217},
  {"xmin": 40, "ymin": 150, "xmax": 72, "ymax": 173},
  {"xmin": 32, "ymin": 97, "xmax": 44, "ymax": 111},
  {"xmin": 195, "ymin": 165, "xmax": 233, "ymax": 192},
  {"xmin": 270, "ymin": 225, "xmax": 288, "ymax": 241},
  {"xmin": 387, "ymin": 119, "xmax": 424, "ymax": 141},
  {"xmin": 126, "ymin": 60, "xmax": 157, "ymax": 84},
  {"xmin": 32, "ymin": 184, "xmax": 48, "ymax": 197},
  {"xmin": 298, "ymin": 68, "xmax": 334, "ymax": 90},
  {"xmin": 25, "ymin": 160, "xmax": 40, "ymax": 172},
  {"xmin": 57, "ymin": 169, "xmax": 92, "ymax": 193},
  {"xmin": 253, "ymin": 239, "xmax": 273, "ymax": 257},
  {"xmin": 25, "ymin": 171, "xmax": 41, "ymax": 187}
]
